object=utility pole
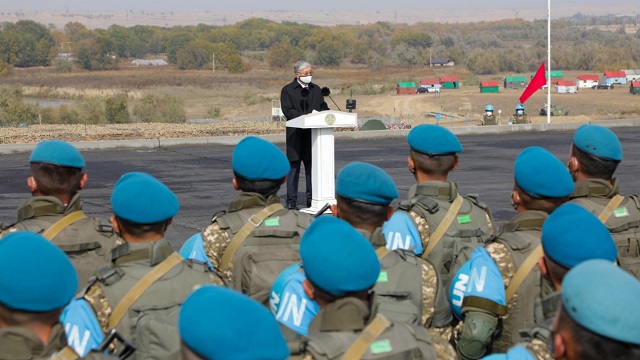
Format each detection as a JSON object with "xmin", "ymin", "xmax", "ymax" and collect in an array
[
  {"xmin": 212, "ymin": 52, "xmax": 215, "ymax": 73},
  {"xmin": 547, "ymin": 0, "xmax": 551, "ymax": 124}
]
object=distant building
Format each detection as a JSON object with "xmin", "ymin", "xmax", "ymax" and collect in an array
[
  {"xmin": 55, "ymin": 53, "xmax": 76, "ymax": 61},
  {"xmin": 419, "ymin": 78, "xmax": 442, "ymax": 92},
  {"xmin": 631, "ymin": 81, "xmax": 640, "ymax": 95},
  {"xmin": 603, "ymin": 71, "xmax": 627, "ymax": 85},
  {"xmin": 480, "ymin": 80, "xmax": 500, "ymax": 93},
  {"xmin": 430, "ymin": 59, "xmax": 455, "ymax": 67},
  {"xmin": 396, "ymin": 81, "xmax": 416, "ymax": 95},
  {"xmin": 576, "ymin": 74, "xmax": 599, "ymax": 88},
  {"xmin": 504, "ymin": 76, "xmax": 527, "ymax": 89},
  {"xmin": 131, "ymin": 59, "xmax": 168, "ymax": 66},
  {"xmin": 440, "ymin": 76, "xmax": 460, "ymax": 89},
  {"xmin": 556, "ymin": 79, "xmax": 577, "ymax": 94},
  {"xmin": 532, "ymin": 70, "xmax": 563, "ymax": 85},
  {"xmin": 623, "ymin": 69, "xmax": 640, "ymax": 82}
]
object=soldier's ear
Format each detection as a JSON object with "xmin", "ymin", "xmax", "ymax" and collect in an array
[
  {"xmin": 110, "ymin": 215, "xmax": 120, "ymax": 234},
  {"xmin": 27, "ymin": 176, "xmax": 38, "ymax": 193},
  {"xmin": 407, "ymin": 156, "xmax": 416, "ymax": 173},
  {"xmin": 451, "ymin": 155, "xmax": 460, "ymax": 171},
  {"xmin": 232, "ymin": 177, "xmax": 240, "ymax": 191},
  {"xmin": 552, "ymin": 332, "xmax": 567, "ymax": 359},
  {"xmin": 330, "ymin": 204, "xmax": 339, "ymax": 217},
  {"xmin": 78, "ymin": 173, "xmax": 88, "ymax": 191},
  {"xmin": 538, "ymin": 256, "xmax": 549, "ymax": 278},
  {"xmin": 385, "ymin": 206, "xmax": 394, "ymax": 221},
  {"xmin": 302, "ymin": 279, "xmax": 315, "ymax": 300}
]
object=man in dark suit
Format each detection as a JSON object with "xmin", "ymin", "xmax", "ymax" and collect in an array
[{"xmin": 280, "ymin": 61, "xmax": 329, "ymax": 210}]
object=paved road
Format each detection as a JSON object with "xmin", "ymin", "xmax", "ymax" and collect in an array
[{"xmin": 2, "ymin": 127, "xmax": 639, "ymax": 249}]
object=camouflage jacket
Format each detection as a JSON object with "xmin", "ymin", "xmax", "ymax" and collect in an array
[
  {"xmin": 0, "ymin": 323, "xmax": 116, "ymax": 360},
  {"xmin": 480, "ymin": 114, "xmax": 498, "ymax": 126},
  {"xmin": 483, "ymin": 210, "xmax": 549, "ymax": 353},
  {"xmin": 0, "ymin": 194, "xmax": 118, "ymax": 291},
  {"xmin": 83, "ymin": 239, "xmax": 223, "ymax": 339},
  {"xmin": 519, "ymin": 291, "xmax": 560, "ymax": 360},
  {"xmin": 511, "ymin": 113, "xmax": 530, "ymax": 124},
  {"xmin": 301, "ymin": 297, "xmax": 456, "ymax": 360},
  {"xmin": 358, "ymin": 227, "xmax": 452, "ymax": 333},
  {"xmin": 201, "ymin": 191, "xmax": 291, "ymax": 283}
]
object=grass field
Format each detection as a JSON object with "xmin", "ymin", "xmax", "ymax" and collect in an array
[{"xmin": 1, "ymin": 64, "xmax": 639, "ymax": 144}]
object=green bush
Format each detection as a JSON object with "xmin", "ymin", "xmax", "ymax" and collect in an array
[
  {"xmin": 105, "ymin": 97, "xmax": 131, "ymax": 124},
  {"xmin": 53, "ymin": 59, "xmax": 74, "ymax": 73},
  {"xmin": 78, "ymin": 98, "xmax": 106, "ymax": 124},
  {"xmin": 206, "ymin": 106, "xmax": 221, "ymax": 119},
  {"xmin": 132, "ymin": 94, "xmax": 186, "ymax": 123},
  {"xmin": 0, "ymin": 87, "xmax": 40, "ymax": 125}
]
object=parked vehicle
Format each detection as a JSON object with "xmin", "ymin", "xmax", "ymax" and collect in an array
[
  {"xmin": 540, "ymin": 104, "xmax": 568, "ymax": 116},
  {"xmin": 592, "ymin": 83, "xmax": 614, "ymax": 90},
  {"xmin": 416, "ymin": 86, "xmax": 440, "ymax": 93}
]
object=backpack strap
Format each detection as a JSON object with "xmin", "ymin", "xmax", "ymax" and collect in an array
[
  {"xmin": 219, "ymin": 203, "xmax": 284, "ymax": 270},
  {"xmin": 48, "ymin": 346, "xmax": 80, "ymax": 360},
  {"xmin": 341, "ymin": 314, "xmax": 392, "ymax": 360},
  {"xmin": 42, "ymin": 210, "xmax": 87, "ymax": 240},
  {"xmin": 598, "ymin": 195, "xmax": 625, "ymax": 223},
  {"xmin": 505, "ymin": 244, "xmax": 544, "ymax": 301},
  {"xmin": 108, "ymin": 252, "xmax": 183, "ymax": 329},
  {"xmin": 422, "ymin": 195, "xmax": 463, "ymax": 258}
]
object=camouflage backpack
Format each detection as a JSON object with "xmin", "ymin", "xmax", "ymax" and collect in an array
[
  {"xmin": 215, "ymin": 204, "xmax": 313, "ymax": 304},
  {"xmin": 572, "ymin": 195, "xmax": 640, "ymax": 279},
  {"xmin": 397, "ymin": 184, "xmax": 494, "ymax": 288},
  {"xmin": 304, "ymin": 314, "xmax": 438, "ymax": 360}
]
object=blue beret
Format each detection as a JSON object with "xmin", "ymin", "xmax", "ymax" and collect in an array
[
  {"xmin": 232, "ymin": 136, "xmax": 289, "ymax": 180},
  {"xmin": 300, "ymin": 216, "xmax": 380, "ymax": 296},
  {"xmin": 562, "ymin": 259, "xmax": 640, "ymax": 345},
  {"xmin": 336, "ymin": 162, "xmax": 399, "ymax": 205},
  {"xmin": 542, "ymin": 203, "xmax": 617, "ymax": 268},
  {"xmin": 480, "ymin": 345, "xmax": 535, "ymax": 360},
  {"xmin": 0, "ymin": 232, "xmax": 77, "ymax": 311},
  {"xmin": 407, "ymin": 124, "xmax": 463, "ymax": 155},
  {"xmin": 514, "ymin": 146, "xmax": 574, "ymax": 198},
  {"xmin": 111, "ymin": 172, "xmax": 179, "ymax": 224},
  {"xmin": 573, "ymin": 124, "xmax": 622, "ymax": 161},
  {"xmin": 30, "ymin": 140, "xmax": 85, "ymax": 168},
  {"xmin": 179, "ymin": 285, "xmax": 289, "ymax": 360}
]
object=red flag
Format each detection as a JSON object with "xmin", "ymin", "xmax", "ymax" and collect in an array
[{"xmin": 520, "ymin": 63, "xmax": 546, "ymax": 104}]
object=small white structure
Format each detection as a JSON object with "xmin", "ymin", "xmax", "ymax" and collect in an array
[
  {"xmin": 287, "ymin": 110, "xmax": 358, "ymax": 214},
  {"xmin": 131, "ymin": 59, "xmax": 168, "ymax": 66},
  {"xmin": 576, "ymin": 74, "xmax": 599, "ymax": 88},
  {"xmin": 556, "ymin": 80, "xmax": 577, "ymax": 94},
  {"xmin": 623, "ymin": 69, "xmax": 640, "ymax": 83}
]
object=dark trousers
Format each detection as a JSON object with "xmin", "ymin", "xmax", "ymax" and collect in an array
[{"xmin": 286, "ymin": 159, "xmax": 312, "ymax": 208}]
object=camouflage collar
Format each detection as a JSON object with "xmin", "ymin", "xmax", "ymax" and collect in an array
[
  {"xmin": 309, "ymin": 297, "xmax": 372, "ymax": 333},
  {"xmin": 16, "ymin": 194, "xmax": 82, "ymax": 222},
  {"xmin": 571, "ymin": 178, "xmax": 619, "ymax": 199},
  {"xmin": 410, "ymin": 181, "xmax": 459, "ymax": 202},
  {"xmin": 0, "ymin": 323, "xmax": 67, "ymax": 358},
  {"xmin": 227, "ymin": 192, "xmax": 281, "ymax": 213},
  {"xmin": 500, "ymin": 210, "xmax": 548, "ymax": 233},
  {"xmin": 111, "ymin": 238, "xmax": 174, "ymax": 266}
]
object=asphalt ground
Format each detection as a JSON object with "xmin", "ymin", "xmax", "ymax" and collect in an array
[{"xmin": 1, "ymin": 127, "xmax": 639, "ymax": 250}]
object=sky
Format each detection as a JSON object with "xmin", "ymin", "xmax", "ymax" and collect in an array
[{"xmin": 3, "ymin": 0, "xmax": 637, "ymax": 12}]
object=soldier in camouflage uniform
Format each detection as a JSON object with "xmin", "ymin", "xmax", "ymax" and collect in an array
[
  {"xmin": 515, "ymin": 203, "xmax": 618, "ymax": 360},
  {"xmin": 178, "ymin": 286, "xmax": 289, "ymax": 360},
  {"xmin": 193, "ymin": 136, "xmax": 312, "ymax": 300},
  {"xmin": 450, "ymin": 146, "xmax": 574, "ymax": 359},
  {"xmin": 479, "ymin": 104, "xmax": 498, "ymax": 126},
  {"xmin": 0, "ymin": 232, "xmax": 115, "ymax": 360},
  {"xmin": 550, "ymin": 260, "xmax": 640, "ymax": 360},
  {"xmin": 0, "ymin": 140, "xmax": 117, "ymax": 291},
  {"xmin": 510, "ymin": 104, "xmax": 530, "ymax": 124},
  {"xmin": 389, "ymin": 124, "xmax": 494, "ymax": 292},
  {"xmin": 296, "ymin": 217, "xmax": 456, "ymax": 359},
  {"xmin": 65, "ymin": 172, "xmax": 222, "ymax": 359},
  {"xmin": 567, "ymin": 124, "xmax": 640, "ymax": 279},
  {"xmin": 331, "ymin": 162, "xmax": 451, "ymax": 332}
]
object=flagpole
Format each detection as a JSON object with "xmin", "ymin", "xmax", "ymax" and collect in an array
[{"xmin": 547, "ymin": 0, "xmax": 551, "ymax": 123}]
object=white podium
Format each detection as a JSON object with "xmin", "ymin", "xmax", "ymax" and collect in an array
[{"xmin": 286, "ymin": 110, "xmax": 358, "ymax": 214}]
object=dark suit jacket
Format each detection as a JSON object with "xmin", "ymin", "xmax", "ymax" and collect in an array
[{"xmin": 280, "ymin": 79, "xmax": 329, "ymax": 161}]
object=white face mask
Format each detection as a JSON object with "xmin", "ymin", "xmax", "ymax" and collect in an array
[
  {"xmin": 486, "ymin": 111, "xmax": 493, "ymax": 116},
  {"xmin": 517, "ymin": 110, "xmax": 524, "ymax": 115},
  {"xmin": 299, "ymin": 75, "xmax": 312, "ymax": 84}
]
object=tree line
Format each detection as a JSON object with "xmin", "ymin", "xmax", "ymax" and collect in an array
[{"xmin": 0, "ymin": 17, "xmax": 639, "ymax": 75}]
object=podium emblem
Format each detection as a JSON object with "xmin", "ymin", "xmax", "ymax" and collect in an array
[{"xmin": 324, "ymin": 113, "xmax": 336, "ymax": 125}]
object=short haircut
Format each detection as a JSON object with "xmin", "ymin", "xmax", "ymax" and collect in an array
[
  {"xmin": 115, "ymin": 216, "xmax": 168, "ymax": 238},
  {"xmin": 542, "ymin": 255, "xmax": 570, "ymax": 285},
  {"xmin": 410, "ymin": 150, "xmax": 456, "ymax": 177},
  {"xmin": 336, "ymin": 195, "xmax": 388, "ymax": 229},
  {"xmin": 515, "ymin": 184, "xmax": 566, "ymax": 214},
  {"xmin": 312, "ymin": 281, "xmax": 372, "ymax": 303},
  {"xmin": 30, "ymin": 163, "xmax": 83, "ymax": 198},
  {"xmin": 294, "ymin": 60, "xmax": 311, "ymax": 74},
  {"xmin": 557, "ymin": 303, "xmax": 640, "ymax": 360},
  {"xmin": 572, "ymin": 144, "xmax": 619, "ymax": 180},
  {"xmin": 233, "ymin": 172, "xmax": 283, "ymax": 198},
  {"xmin": 0, "ymin": 303, "xmax": 62, "ymax": 328}
]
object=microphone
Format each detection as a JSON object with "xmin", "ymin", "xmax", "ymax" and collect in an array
[{"xmin": 321, "ymin": 87, "xmax": 341, "ymax": 111}]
